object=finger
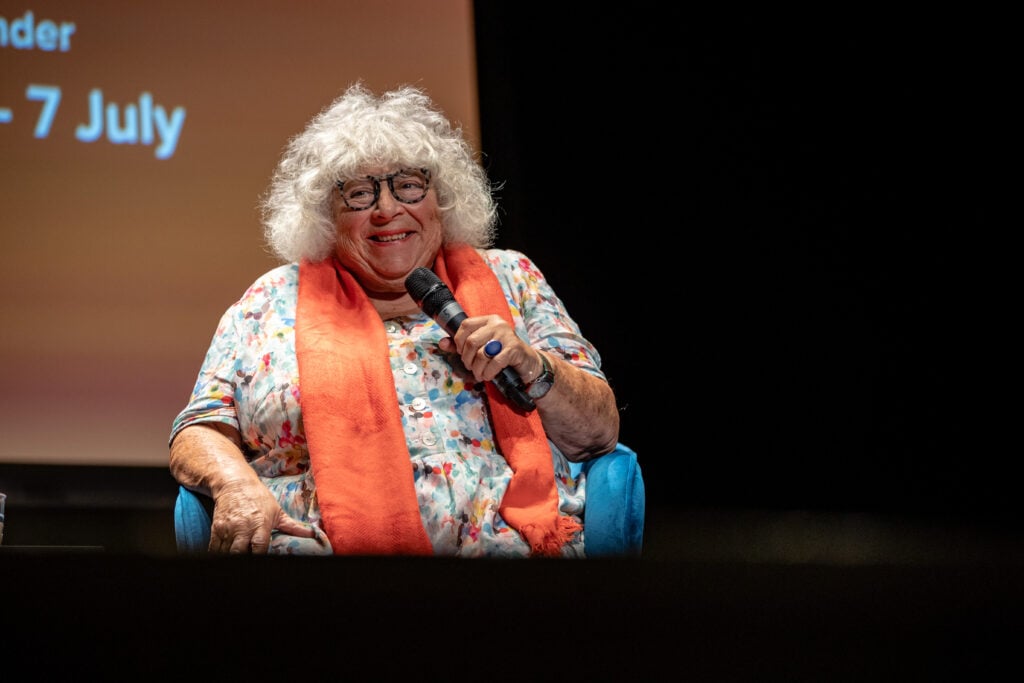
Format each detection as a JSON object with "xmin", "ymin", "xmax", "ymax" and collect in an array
[
  {"xmin": 228, "ymin": 535, "xmax": 253, "ymax": 554},
  {"xmin": 210, "ymin": 532, "xmax": 235, "ymax": 553},
  {"xmin": 249, "ymin": 529, "xmax": 272, "ymax": 554},
  {"xmin": 209, "ymin": 521, "xmax": 234, "ymax": 553},
  {"xmin": 275, "ymin": 514, "xmax": 316, "ymax": 539}
]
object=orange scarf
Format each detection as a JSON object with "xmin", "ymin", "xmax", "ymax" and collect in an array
[{"xmin": 295, "ymin": 244, "xmax": 581, "ymax": 556}]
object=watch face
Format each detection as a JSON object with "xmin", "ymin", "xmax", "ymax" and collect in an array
[
  {"xmin": 528, "ymin": 352, "xmax": 552, "ymax": 401},
  {"xmin": 527, "ymin": 378, "xmax": 552, "ymax": 399},
  {"xmin": 527, "ymin": 352, "xmax": 554, "ymax": 399}
]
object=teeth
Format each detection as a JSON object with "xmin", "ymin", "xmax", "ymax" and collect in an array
[{"xmin": 374, "ymin": 233, "xmax": 408, "ymax": 242}]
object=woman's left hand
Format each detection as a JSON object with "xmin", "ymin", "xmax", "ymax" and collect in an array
[
  {"xmin": 437, "ymin": 313, "xmax": 620, "ymax": 461},
  {"xmin": 437, "ymin": 314, "xmax": 542, "ymax": 386}
]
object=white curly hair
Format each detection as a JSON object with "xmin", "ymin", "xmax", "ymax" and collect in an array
[{"xmin": 261, "ymin": 82, "xmax": 498, "ymax": 263}]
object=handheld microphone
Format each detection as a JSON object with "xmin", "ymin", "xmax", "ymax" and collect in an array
[{"xmin": 405, "ymin": 267, "xmax": 536, "ymax": 412}]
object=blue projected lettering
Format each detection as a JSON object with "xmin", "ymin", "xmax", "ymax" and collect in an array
[
  {"xmin": 26, "ymin": 84, "xmax": 60, "ymax": 137},
  {"xmin": 0, "ymin": 11, "xmax": 76, "ymax": 51},
  {"xmin": 76, "ymin": 89, "xmax": 186, "ymax": 159},
  {"xmin": 1, "ymin": 12, "xmax": 187, "ymax": 160}
]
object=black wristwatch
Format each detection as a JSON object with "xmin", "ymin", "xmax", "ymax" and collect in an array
[{"xmin": 526, "ymin": 351, "xmax": 555, "ymax": 400}]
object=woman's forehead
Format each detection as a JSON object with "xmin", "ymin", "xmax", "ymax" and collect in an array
[{"xmin": 348, "ymin": 162, "xmax": 425, "ymax": 178}]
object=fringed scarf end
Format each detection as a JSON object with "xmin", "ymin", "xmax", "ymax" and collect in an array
[{"xmin": 523, "ymin": 516, "xmax": 584, "ymax": 557}]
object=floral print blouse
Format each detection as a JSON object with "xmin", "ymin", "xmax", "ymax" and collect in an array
[{"xmin": 170, "ymin": 249, "xmax": 607, "ymax": 557}]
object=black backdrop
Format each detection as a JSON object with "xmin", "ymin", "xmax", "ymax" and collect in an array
[{"xmin": 474, "ymin": 6, "xmax": 1002, "ymax": 519}]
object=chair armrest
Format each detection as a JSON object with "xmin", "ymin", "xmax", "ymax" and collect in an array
[
  {"xmin": 576, "ymin": 443, "xmax": 646, "ymax": 557},
  {"xmin": 174, "ymin": 486, "xmax": 212, "ymax": 553}
]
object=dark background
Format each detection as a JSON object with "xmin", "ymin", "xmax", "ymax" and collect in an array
[{"xmin": 476, "ymin": 7, "xmax": 1002, "ymax": 521}]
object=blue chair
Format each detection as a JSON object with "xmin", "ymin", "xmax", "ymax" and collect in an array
[
  {"xmin": 568, "ymin": 442, "xmax": 645, "ymax": 557},
  {"xmin": 175, "ymin": 442, "xmax": 644, "ymax": 556}
]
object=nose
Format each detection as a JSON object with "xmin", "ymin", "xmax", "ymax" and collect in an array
[
  {"xmin": 370, "ymin": 183, "xmax": 397, "ymax": 211},
  {"xmin": 371, "ymin": 182, "xmax": 403, "ymax": 217}
]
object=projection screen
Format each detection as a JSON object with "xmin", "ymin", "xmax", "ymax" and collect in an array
[{"xmin": 1, "ymin": 1, "xmax": 479, "ymax": 466}]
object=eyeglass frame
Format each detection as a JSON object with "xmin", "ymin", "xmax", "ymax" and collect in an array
[{"xmin": 334, "ymin": 168, "xmax": 432, "ymax": 211}]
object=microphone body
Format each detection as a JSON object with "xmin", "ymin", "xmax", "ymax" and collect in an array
[{"xmin": 405, "ymin": 267, "xmax": 536, "ymax": 412}]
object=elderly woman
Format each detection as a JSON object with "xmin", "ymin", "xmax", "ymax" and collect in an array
[{"xmin": 169, "ymin": 83, "xmax": 619, "ymax": 557}]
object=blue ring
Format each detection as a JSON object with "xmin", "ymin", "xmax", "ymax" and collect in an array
[{"xmin": 484, "ymin": 340, "xmax": 503, "ymax": 358}]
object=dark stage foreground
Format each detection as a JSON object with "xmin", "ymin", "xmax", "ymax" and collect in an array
[{"xmin": 2, "ymin": 549, "xmax": 1022, "ymax": 680}]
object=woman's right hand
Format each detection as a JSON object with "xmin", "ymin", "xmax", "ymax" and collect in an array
[
  {"xmin": 208, "ymin": 478, "xmax": 315, "ymax": 554},
  {"xmin": 170, "ymin": 422, "xmax": 317, "ymax": 554}
]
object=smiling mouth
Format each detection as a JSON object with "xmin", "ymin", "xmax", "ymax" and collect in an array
[{"xmin": 371, "ymin": 232, "xmax": 411, "ymax": 243}]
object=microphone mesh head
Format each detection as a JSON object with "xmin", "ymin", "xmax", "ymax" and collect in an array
[
  {"xmin": 404, "ymin": 267, "xmax": 453, "ymax": 317},
  {"xmin": 404, "ymin": 267, "xmax": 436, "ymax": 301}
]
